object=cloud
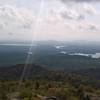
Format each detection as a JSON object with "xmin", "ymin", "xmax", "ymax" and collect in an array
[
  {"xmin": 61, "ymin": 0, "xmax": 100, "ymax": 3},
  {"xmin": 0, "ymin": 1, "xmax": 99, "ymax": 41},
  {"xmin": 83, "ymin": 3, "xmax": 98, "ymax": 15},
  {"xmin": 50, "ymin": 6, "xmax": 85, "ymax": 22},
  {"xmin": 52, "ymin": 1, "xmax": 99, "ymax": 24},
  {"xmin": 0, "ymin": 5, "xmax": 34, "ymax": 30},
  {"xmin": 60, "ymin": 0, "xmax": 99, "ymax": 22},
  {"xmin": 79, "ymin": 22, "xmax": 99, "ymax": 31},
  {"xmin": 8, "ymin": 32, "xmax": 13, "ymax": 36},
  {"xmin": 59, "ymin": 7, "xmax": 85, "ymax": 20}
]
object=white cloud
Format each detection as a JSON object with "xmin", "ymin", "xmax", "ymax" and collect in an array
[
  {"xmin": 59, "ymin": 7, "xmax": 85, "ymax": 20},
  {"xmin": 0, "ymin": 5, "xmax": 34, "ymax": 31},
  {"xmin": 79, "ymin": 21, "xmax": 99, "ymax": 31},
  {"xmin": 61, "ymin": 0, "xmax": 100, "ymax": 3},
  {"xmin": 82, "ymin": 3, "xmax": 98, "ymax": 15},
  {"xmin": 58, "ymin": 1, "xmax": 99, "ymax": 21},
  {"xmin": 0, "ymin": 0, "xmax": 99, "ymax": 41}
]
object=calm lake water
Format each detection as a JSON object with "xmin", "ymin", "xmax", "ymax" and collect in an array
[{"xmin": 69, "ymin": 53, "xmax": 100, "ymax": 58}]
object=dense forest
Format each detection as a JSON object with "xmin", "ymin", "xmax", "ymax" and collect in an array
[{"xmin": 0, "ymin": 64, "xmax": 100, "ymax": 100}]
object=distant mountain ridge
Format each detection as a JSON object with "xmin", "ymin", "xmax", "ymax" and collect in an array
[
  {"xmin": 0, "ymin": 63, "xmax": 100, "ymax": 82},
  {"xmin": 0, "ymin": 64, "xmax": 48, "ymax": 80}
]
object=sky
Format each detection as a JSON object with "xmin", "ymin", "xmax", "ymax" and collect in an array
[{"xmin": 0, "ymin": 0, "xmax": 100, "ymax": 42}]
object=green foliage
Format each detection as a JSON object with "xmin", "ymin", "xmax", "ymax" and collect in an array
[
  {"xmin": 0, "ymin": 73, "xmax": 99, "ymax": 100},
  {"xmin": 0, "ymin": 83, "xmax": 8, "ymax": 100},
  {"xmin": 34, "ymin": 81, "xmax": 40, "ymax": 90}
]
